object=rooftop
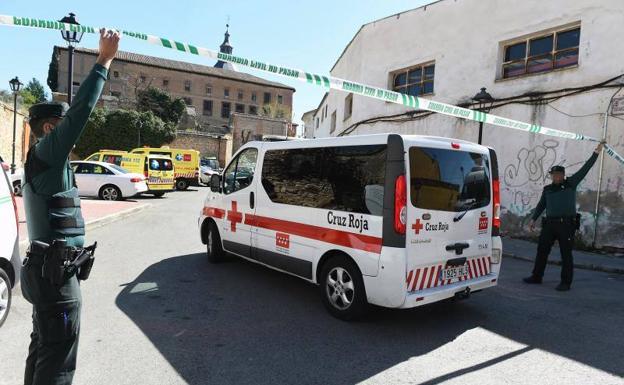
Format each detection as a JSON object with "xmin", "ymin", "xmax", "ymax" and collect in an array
[{"xmin": 56, "ymin": 46, "xmax": 296, "ymax": 91}]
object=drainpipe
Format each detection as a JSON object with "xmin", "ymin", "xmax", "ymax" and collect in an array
[{"xmin": 592, "ymin": 111, "xmax": 610, "ymax": 248}]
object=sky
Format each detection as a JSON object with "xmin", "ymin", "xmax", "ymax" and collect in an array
[{"xmin": 0, "ymin": 0, "xmax": 437, "ymax": 128}]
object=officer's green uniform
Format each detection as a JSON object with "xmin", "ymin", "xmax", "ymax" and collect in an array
[
  {"xmin": 529, "ymin": 152, "xmax": 598, "ymax": 286},
  {"xmin": 21, "ymin": 63, "xmax": 108, "ymax": 385}
]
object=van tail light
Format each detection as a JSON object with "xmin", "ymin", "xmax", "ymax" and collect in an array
[
  {"xmin": 492, "ymin": 179, "xmax": 501, "ymax": 235},
  {"xmin": 144, "ymin": 171, "xmax": 148, "ymax": 178},
  {"xmin": 394, "ymin": 174, "xmax": 407, "ymax": 234},
  {"xmin": 1, "ymin": 163, "xmax": 9, "ymax": 172},
  {"xmin": 451, "ymin": 142, "xmax": 460, "ymax": 149}
]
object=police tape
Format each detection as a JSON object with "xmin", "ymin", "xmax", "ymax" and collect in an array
[{"xmin": 1, "ymin": 14, "xmax": 623, "ymax": 166}]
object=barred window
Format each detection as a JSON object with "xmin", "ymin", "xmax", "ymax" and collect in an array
[{"xmin": 392, "ymin": 63, "xmax": 435, "ymax": 96}]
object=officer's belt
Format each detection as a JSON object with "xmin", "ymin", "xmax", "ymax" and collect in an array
[{"xmin": 544, "ymin": 216, "xmax": 575, "ymax": 222}]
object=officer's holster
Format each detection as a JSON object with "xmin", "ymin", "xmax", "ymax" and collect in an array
[{"xmin": 26, "ymin": 240, "xmax": 97, "ymax": 286}]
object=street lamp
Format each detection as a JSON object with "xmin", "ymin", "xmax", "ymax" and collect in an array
[
  {"xmin": 59, "ymin": 12, "xmax": 84, "ymax": 105},
  {"xmin": 472, "ymin": 87, "xmax": 494, "ymax": 145},
  {"xmin": 9, "ymin": 76, "xmax": 23, "ymax": 175}
]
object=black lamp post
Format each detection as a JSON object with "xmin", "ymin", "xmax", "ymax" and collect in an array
[
  {"xmin": 9, "ymin": 76, "xmax": 23, "ymax": 175},
  {"xmin": 59, "ymin": 12, "xmax": 84, "ymax": 105},
  {"xmin": 472, "ymin": 87, "xmax": 494, "ymax": 145}
]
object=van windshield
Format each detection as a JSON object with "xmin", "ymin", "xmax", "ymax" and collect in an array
[
  {"xmin": 149, "ymin": 158, "xmax": 173, "ymax": 171},
  {"xmin": 409, "ymin": 147, "xmax": 490, "ymax": 212}
]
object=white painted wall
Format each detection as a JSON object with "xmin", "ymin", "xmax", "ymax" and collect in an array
[{"xmin": 314, "ymin": 0, "xmax": 624, "ymax": 248}]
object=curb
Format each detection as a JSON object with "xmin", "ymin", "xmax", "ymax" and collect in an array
[
  {"xmin": 18, "ymin": 203, "xmax": 152, "ymax": 252},
  {"xmin": 503, "ymin": 252, "xmax": 624, "ymax": 275}
]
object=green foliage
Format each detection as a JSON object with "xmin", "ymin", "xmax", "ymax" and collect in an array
[
  {"xmin": 47, "ymin": 51, "xmax": 59, "ymax": 92},
  {"xmin": 74, "ymin": 108, "xmax": 177, "ymax": 159},
  {"xmin": 19, "ymin": 90, "xmax": 39, "ymax": 107},
  {"xmin": 136, "ymin": 87, "xmax": 185, "ymax": 124},
  {"xmin": 23, "ymin": 78, "xmax": 47, "ymax": 104}
]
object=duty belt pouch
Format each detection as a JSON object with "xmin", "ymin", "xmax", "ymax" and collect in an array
[
  {"xmin": 575, "ymin": 213, "xmax": 581, "ymax": 230},
  {"xmin": 77, "ymin": 242, "xmax": 97, "ymax": 281},
  {"xmin": 42, "ymin": 239, "xmax": 69, "ymax": 287},
  {"xmin": 49, "ymin": 187, "xmax": 85, "ymax": 237}
]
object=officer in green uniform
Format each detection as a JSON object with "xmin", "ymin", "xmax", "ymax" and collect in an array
[
  {"xmin": 20, "ymin": 29, "xmax": 119, "ymax": 385},
  {"xmin": 523, "ymin": 141, "xmax": 604, "ymax": 291}
]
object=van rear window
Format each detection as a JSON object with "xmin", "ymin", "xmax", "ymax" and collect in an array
[
  {"xmin": 149, "ymin": 158, "xmax": 173, "ymax": 171},
  {"xmin": 409, "ymin": 147, "xmax": 490, "ymax": 212}
]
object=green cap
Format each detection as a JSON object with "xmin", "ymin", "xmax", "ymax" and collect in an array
[{"xmin": 28, "ymin": 102, "xmax": 69, "ymax": 121}]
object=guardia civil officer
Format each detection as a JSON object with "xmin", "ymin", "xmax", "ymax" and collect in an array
[
  {"xmin": 20, "ymin": 29, "xmax": 119, "ymax": 385},
  {"xmin": 523, "ymin": 141, "xmax": 605, "ymax": 291}
]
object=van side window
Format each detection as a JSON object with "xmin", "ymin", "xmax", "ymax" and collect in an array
[
  {"xmin": 223, "ymin": 148, "xmax": 258, "ymax": 195},
  {"xmin": 409, "ymin": 147, "xmax": 490, "ymax": 212},
  {"xmin": 261, "ymin": 145, "xmax": 386, "ymax": 215}
]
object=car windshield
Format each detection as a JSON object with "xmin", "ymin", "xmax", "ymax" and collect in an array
[
  {"xmin": 108, "ymin": 164, "xmax": 129, "ymax": 174},
  {"xmin": 201, "ymin": 159, "xmax": 219, "ymax": 169}
]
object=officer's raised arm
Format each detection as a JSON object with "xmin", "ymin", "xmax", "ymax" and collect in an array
[
  {"xmin": 35, "ymin": 29, "xmax": 120, "ymax": 166},
  {"xmin": 567, "ymin": 142, "xmax": 604, "ymax": 187}
]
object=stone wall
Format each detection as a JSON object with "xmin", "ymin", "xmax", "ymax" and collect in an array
[
  {"xmin": 0, "ymin": 101, "xmax": 31, "ymax": 170},
  {"xmin": 169, "ymin": 131, "xmax": 232, "ymax": 167},
  {"xmin": 230, "ymin": 113, "xmax": 291, "ymax": 153}
]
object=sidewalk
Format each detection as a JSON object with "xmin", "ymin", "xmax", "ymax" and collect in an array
[
  {"xmin": 503, "ymin": 237, "xmax": 624, "ymax": 275},
  {"xmin": 16, "ymin": 196, "xmax": 150, "ymax": 248}
]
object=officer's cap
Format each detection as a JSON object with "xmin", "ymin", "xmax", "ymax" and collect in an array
[
  {"xmin": 28, "ymin": 102, "xmax": 69, "ymax": 121},
  {"xmin": 549, "ymin": 165, "xmax": 565, "ymax": 174}
]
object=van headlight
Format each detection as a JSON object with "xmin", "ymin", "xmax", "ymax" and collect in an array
[{"xmin": 491, "ymin": 248, "xmax": 502, "ymax": 264}]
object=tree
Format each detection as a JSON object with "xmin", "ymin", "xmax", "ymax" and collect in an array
[
  {"xmin": 74, "ymin": 108, "xmax": 177, "ymax": 158},
  {"xmin": 136, "ymin": 87, "xmax": 185, "ymax": 125},
  {"xmin": 23, "ymin": 78, "xmax": 47, "ymax": 104},
  {"xmin": 47, "ymin": 50, "xmax": 59, "ymax": 92}
]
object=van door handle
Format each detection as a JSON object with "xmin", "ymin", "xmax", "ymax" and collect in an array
[
  {"xmin": 250, "ymin": 191, "xmax": 255, "ymax": 209},
  {"xmin": 445, "ymin": 242, "xmax": 470, "ymax": 255}
]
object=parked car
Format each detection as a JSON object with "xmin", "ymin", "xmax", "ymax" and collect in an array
[
  {"xmin": 200, "ymin": 157, "xmax": 221, "ymax": 185},
  {"xmin": 70, "ymin": 161, "xmax": 148, "ymax": 201},
  {"xmin": 0, "ymin": 155, "xmax": 23, "ymax": 196},
  {"xmin": 0, "ymin": 159, "xmax": 21, "ymax": 328}
]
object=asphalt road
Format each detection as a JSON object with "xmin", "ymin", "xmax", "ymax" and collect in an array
[{"xmin": 1, "ymin": 188, "xmax": 623, "ymax": 385}]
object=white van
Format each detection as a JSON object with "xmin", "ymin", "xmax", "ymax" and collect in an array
[
  {"xmin": 198, "ymin": 134, "xmax": 502, "ymax": 320},
  {"xmin": 0, "ymin": 162, "xmax": 21, "ymax": 327}
]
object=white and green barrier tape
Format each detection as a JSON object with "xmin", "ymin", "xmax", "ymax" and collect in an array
[{"xmin": 2, "ymin": 14, "xmax": 623, "ymax": 166}]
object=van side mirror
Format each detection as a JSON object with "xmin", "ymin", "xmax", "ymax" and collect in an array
[{"xmin": 210, "ymin": 174, "xmax": 221, "ymax": 193}]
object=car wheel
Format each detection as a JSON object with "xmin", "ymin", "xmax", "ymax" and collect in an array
[
  {"xmin": 206, "ymin": 221, "xmax": 225, "ymax": 263},
  {"xmin": 0, "ymin": 268, "xmax": 12, "ymax": 328},
  {"xmin": 12, "ymin": 181, "xmax": 22, "ymax": 196},
  {"xmin": 319, "ymin": 255, "xmax": 368, "ymax": 321},
  {"xmin": 99, "ymin": 185, "xmax": 122, "ymax": 201},
  {"xmin": 176, "ymin": 179, "xmax": 189, "ymax": 191}
]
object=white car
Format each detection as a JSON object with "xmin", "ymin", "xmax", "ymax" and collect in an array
[
  {"xmin": 200, "ymin": 165, "xmax": 220, "ymax": 185},
  {"xmin": 70, "ymin": 161, "xmax": 148, "ymax": 201},
  {"xmin": 0, "ymin": 162, "xmax": 21, "ymax": 328},
  {"xmin": 0, "ymin": 156, "xmax": 23, "ymax": 196}
]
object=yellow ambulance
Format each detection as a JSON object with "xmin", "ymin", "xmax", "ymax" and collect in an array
[
  {"xmin": 130, "ymin": 147, "xmax": 200, "ymax": 190},
  {"xmin": 120, "ymin": 153, "xmax": 175, "ymax": 197},
  {"xmin": 85, "ymin": 150, "xmax": 128, "ymax": 166}
]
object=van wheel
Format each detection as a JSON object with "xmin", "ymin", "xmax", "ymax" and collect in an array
[
  {"xmin": 319, "ymin": 255, "xmax": 368, "ymax": 321},
  {"xmin": 0, "ymin": 268, "xmax": 12, "ymax": 328},
  {"xmin": 153, "ymin": 192, "xmax": 166, "ymax": 198},
  {"xmin": 99, "ymin": 185, "xmax": 122, "ymax": 201},
  {"xmin": 176, "ymin": 179, "xmax": 189, "ymax": 191},
  {"xmin": 206, "ymin": 222, "xmax": 225, "ymax": 263}
]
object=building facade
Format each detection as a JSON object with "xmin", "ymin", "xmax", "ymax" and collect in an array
[
  {"xmin": 313, "ymin": 0, "xmax": 624, "ymax": 249},
  {"xmin": 50, "ymin": 29, "xmax": 295, "ymax": 133},
  {"xmin": 301, "ymin": 109, "xmax": 316, "ymax": 138}
]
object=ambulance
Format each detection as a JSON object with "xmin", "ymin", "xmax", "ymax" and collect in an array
[
  {"xmin": 84, "ymin": 149, "xmax": 129, "ymax": 166},
  {"xmin": 197, "ymin": 134, "xmax": 502, "ymax": 320},
  {"xmin": 120, "ymin": 153, "xmax": 175, "ymax": 197},
  {"xmin": 130, "ymin": 147, "xmax": 200, "ymax": 191}
]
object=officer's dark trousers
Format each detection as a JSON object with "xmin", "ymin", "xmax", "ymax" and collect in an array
[
  {"xmin": 532, "ymin": 218, "xmax": 576, "ymax": 284},
  {"xmin": 20, "ymin": 255, "xmax": 81, "ymax": 385}
]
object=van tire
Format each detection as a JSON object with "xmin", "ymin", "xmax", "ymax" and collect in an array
[
  {"xmin": 153, "ymin": 192, "xmax": 166, "ymax": 198},
  {"xmin": 99, "ymin": 185, "xmax": 122, "ymax": 201},
  {"xmin": 0, "ymin": 267, "xmax": 12, "ymax": 328},
  {"xmin": 176, "ymin": 179, "xmax": 189, "ymax": 191},
  {"xmin": 206, "ymin": 222, "xmax": 225, "ymax": 263},
  {"xmin": 319, "ymin": 255, "xmax": 368, "ymax": 321}
]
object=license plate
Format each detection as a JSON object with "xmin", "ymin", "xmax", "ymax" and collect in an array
[{"xmin": 441, "ymin": 265, "xmax": 469, "ymax": 281}]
